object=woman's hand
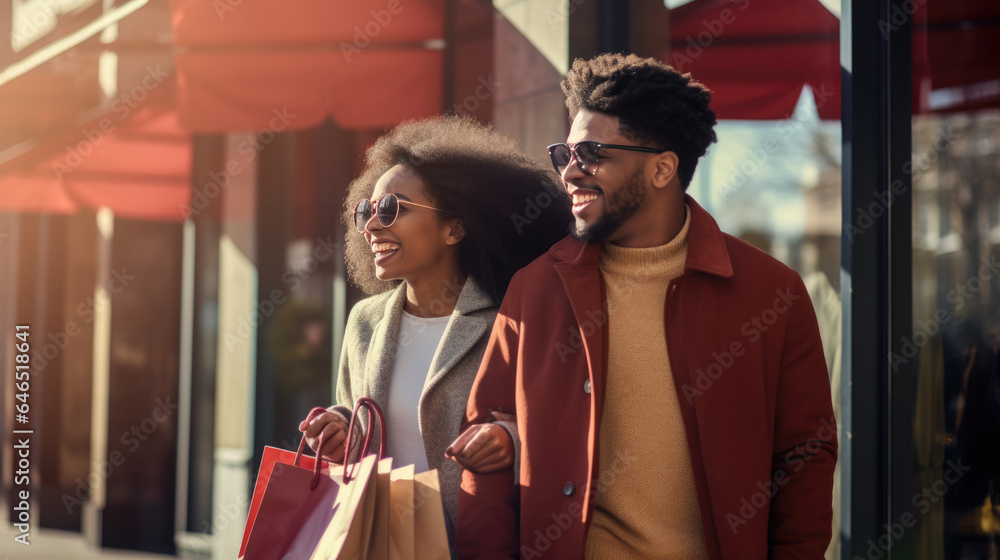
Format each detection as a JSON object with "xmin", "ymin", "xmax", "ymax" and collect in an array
[
  {"xmin": 445, "ymin": 423, "xmax": 514, "ymax": 473},
  {"xmin": 299, "ymin": 410, "xmax": 349, "ymax": 463}
]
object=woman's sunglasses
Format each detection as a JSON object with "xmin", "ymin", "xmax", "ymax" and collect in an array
[
  {"xmin": 353, "ymin": 193, "xmax": 451, "ymax": 232},
  {"xmin": 546, "ymin": 141, "xmax": 663, "ymax": 176}
]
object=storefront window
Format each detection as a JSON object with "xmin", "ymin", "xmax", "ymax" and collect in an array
[{"xmin": 910, "ymin": 1, "xmax": 1000, "ymax": 557}]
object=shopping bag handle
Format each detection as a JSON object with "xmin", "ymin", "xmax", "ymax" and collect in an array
[
  {"xmin": 343, "ymin": 397, "xmax": 386, "ymax": 483},
  {"xmin": 294, "ymin": 406, "xmax": 335, "ymax": 490}
]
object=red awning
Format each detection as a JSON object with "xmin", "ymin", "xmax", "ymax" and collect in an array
[
  {"xmin": 667, "ymin": 0, "xmax": 841, "ymax": 120},
  {"xmin": 169, "ymin": 0, "xmax": 444, "ymax": 133},
  {"xmin": 0, "ymin": 174, "xmax": 78, "ymax": 214},
  {"xmin": 0, "ymin": 103, "xmax": 191, "ymax": 221},
  {"xmin": 912, "ymin": 2, "xmax": 1000, "ymax": 114}
]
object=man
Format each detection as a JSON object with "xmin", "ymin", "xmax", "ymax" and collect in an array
[{"xmin": 454, "ymin": 53, "xmax": 837, "ymax": 559}]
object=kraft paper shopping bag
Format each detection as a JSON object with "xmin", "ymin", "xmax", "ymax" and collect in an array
[
  {"xmin": 388, "ymin": 464, "xmax": 415, "ymax": 560},
  {"xmin": 412, "ymin": 470, "xmax": 450, "ymax": 560}
]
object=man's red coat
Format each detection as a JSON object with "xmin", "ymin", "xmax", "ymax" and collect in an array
[{"xmin": 456, "ymin": 196, "xmax": 837, "ymax": 559}]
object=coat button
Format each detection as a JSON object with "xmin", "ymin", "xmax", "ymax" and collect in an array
[
  {"xmin": 563, "ymin": 482, "xmax": 575, "ymax": 496},
  {"xmin": 583, "ymin": 379, "xmax": 591, "ymax": 394}
]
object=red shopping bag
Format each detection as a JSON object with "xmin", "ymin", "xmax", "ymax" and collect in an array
[{"xmin": 239, "ymin": 398, "xmax": 386, "ymax": 560}]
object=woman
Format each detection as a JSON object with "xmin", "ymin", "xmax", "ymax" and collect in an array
[{"xmin": 299, "ymin": 116, "xmax": 572, "ymax": 543}]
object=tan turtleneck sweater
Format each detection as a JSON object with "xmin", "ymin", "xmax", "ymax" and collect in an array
[{"xmin": 584, "ymin": 206, "xmax": 708, "ymax": 560}]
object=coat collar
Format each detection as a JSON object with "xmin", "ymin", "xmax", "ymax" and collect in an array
[
  {"xmin": 364, "ymin": 276, "xmax": 496, "ymax": 408},
  {"xmin": 549, "ymin": 194, "xmax": 734, "ymax": 279},
  {"xmin": 364, "ymin": 285, "xmax": 406, "ymax": 407},
  {"xmin": 427, "ymin": 275, "xmax": 495, "ymax": 385}
]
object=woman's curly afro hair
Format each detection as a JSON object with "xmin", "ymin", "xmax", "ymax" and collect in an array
[
  {"xmin": 343, "ymin": 116, "xmax": 573, "ymax": 302},
  {"xmin": 561, "ymin": 53, "xmax": 718, "ymax": 189}
]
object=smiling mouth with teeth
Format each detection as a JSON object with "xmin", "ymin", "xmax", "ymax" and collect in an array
[
  {"xmin": 572, "ymin": 192, "xmax": 599, "ymax": 207},
  {"xmin": 371, "ymin": 242, "xmax": 400, "ymax": 257}
]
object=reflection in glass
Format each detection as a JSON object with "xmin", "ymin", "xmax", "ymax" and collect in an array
[{"xmin": 912, "ymin": 110, "xmax": 1000, "ymax": 560}]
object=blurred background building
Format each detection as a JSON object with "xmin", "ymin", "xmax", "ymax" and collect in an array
[{"xmin": 0, "ymin": 0, "xmax": 997, "ymax": 559}]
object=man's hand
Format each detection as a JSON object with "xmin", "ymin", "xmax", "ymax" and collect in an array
[
  {"xmin": 445, "ymin": 423, "xmax": 514, "ymax": 473},
  {"xmin": 298, "ymin": 411, "xmax": 349, "ymax": 462}
]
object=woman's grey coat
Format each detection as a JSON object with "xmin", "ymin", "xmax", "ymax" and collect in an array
[{"xmin": 330, "ymin": 277, "xmax": 518, "ymax": 544}]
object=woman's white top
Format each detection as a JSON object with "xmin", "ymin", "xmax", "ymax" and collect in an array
[{"xmin": 384, "ymin": 310, "xmax": 450, "ymax": 473}]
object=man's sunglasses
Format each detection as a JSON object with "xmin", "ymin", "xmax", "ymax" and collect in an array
[
  {"xmin": 546, "ymin": 141, "xmax": 663, "ymax": 176},
  {"xmin": 353, "ymin": 193, "xmax": 451, "ymax": 232}
]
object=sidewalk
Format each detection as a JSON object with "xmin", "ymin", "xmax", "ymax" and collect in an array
[{"xmin": 0, "ymin": 521, "xmax": 174, "ymax": 560}]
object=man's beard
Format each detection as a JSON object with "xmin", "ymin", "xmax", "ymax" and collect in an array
[{"xmin": 571, "ymin": 168, "xmax": 646, "ymax": 243}]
